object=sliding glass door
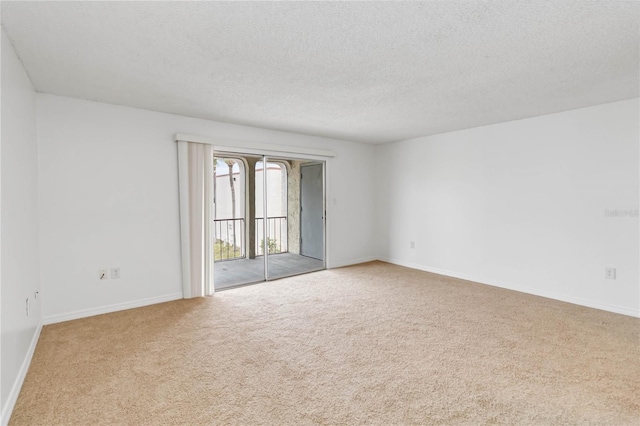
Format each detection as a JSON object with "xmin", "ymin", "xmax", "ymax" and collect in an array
[{"xmin": 213, "ymin": 152, "xmax": 325, "ymax": 290}]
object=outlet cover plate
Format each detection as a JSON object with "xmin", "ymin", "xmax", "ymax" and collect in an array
[
  {"xmin": 605, "ymin": 267, "xmax": 616, "ymax": 280},
  {"xmin": 110, "ymin": 267, "xmax": 121, "ymax": 279}
]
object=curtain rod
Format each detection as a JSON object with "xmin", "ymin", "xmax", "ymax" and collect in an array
[{"xmin": 175, "ymin": 133, "xmax": 336, "ymax": 158}]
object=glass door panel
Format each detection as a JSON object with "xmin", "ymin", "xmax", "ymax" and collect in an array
[
  {"xmin": 212, "ymin": 154, "xmax": 265, "ymax": 290},
  {"xmin": 267, "ymin": 158, "xmax": 325, "ymax": 280}
]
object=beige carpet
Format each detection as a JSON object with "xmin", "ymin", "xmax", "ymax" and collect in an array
[{"xmin": 10, "ymin": 261, "xmax": 640, "ymax": 425}]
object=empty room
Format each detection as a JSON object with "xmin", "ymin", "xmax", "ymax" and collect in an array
[{"xmin": 1, "ymin": 1, "xmax": 639, "ymax": 425}]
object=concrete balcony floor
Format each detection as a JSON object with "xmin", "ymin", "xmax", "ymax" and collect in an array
[{"xmin": 214, "ymin": 252, "xmax": 325, "ymax": 290}]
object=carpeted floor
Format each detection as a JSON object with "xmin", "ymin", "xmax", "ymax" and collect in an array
[{"xmin": 10, "ymin": 261, "xmax": 640, "ymax": 425}]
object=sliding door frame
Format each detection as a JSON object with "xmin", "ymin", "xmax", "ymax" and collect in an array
[{"xmin": 211, "ymin": 147, "xmax": 328, "ymax": 288}]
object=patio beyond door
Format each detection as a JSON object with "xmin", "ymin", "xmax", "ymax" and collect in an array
[{"xmin": 213, "ymin": 153, "xmax": 325, "ymax": 289}]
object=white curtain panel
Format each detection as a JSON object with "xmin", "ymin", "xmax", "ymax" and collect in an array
[{"xmin": 177, "ymin": 141, "xmax": 214, "ymax": 298}]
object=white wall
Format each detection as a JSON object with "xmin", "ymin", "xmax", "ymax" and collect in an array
[
  {"xmin": 376, "ymin": 99, "xmax": 640, "ymax": 317},
  {"xmin": 37, "ymin": 94, "xmax": 377, "ymax": 322},
  {"xmin": 1, "ymin": 29, "xmax": 42, "ymax": 422}
]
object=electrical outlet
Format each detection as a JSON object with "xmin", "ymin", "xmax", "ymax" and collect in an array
[
  {"xmin": 110, "ymin": 267, "xmax": 121, "ymax": 279},
  {"xmin": 34, "ymin": 291, "xmax": 39, "ymax": 300},
  {"xmin": 25, "ymin": 298, "xmax": 29, "ymax": 316},
  {"xmin": 99, "ymin": 269, "xmax": 108, "ymax": 280},
  {"xmin": 410, "ymin": 241, "xmax": 415, "ymax": 249},
  {"xmin": 605, "ymin": 267, "xmax": 616, "ymax": 280}
]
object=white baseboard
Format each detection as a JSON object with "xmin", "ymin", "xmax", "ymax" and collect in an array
[
  {"xmin": 328, "ymin": 256, "xmax": 378, "ymax": 269},
  {"xmin": 43, "ymin": 292, "xmax": 183, "ymax": 325},
  {"xmin": 380, "ymin": 257, "xmax": 640, "ymax": 318},
  {"xmin": 1, "ymin": 321, "xmax": 43, "ymax": 426}
]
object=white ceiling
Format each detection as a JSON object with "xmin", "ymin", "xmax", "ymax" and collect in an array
[{"xmin": 1, "ymin": 1, "xmax": 638, "ymax": 144}]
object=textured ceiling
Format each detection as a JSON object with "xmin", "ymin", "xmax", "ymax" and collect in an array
[{"xmin": 2, "ymin": 1, "xmax": 638, "ymax": 144}]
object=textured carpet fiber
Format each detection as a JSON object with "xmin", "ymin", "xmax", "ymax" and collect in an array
[{"xmin": 10, "ymin": 262, "xmax": 640, "ymax": 425}]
